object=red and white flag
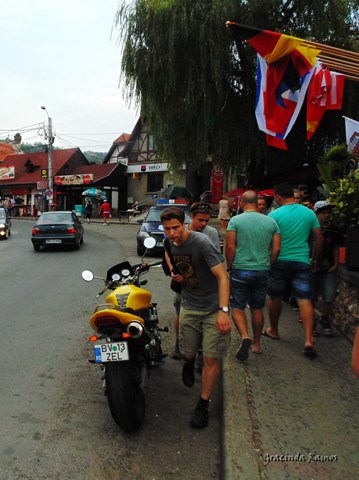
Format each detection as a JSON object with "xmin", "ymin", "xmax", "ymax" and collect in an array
[
  {"xmin": 306, "ymin": 62, "xmax": 345, "ymax": 140},
  {"xmin": 344, "ymin": 116, "xmax": 359, "ymax": 159}
]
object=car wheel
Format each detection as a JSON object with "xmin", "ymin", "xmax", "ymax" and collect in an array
[
  {"xmin": 80, "ymin": 235, "xmax": 84, "ymax": 244},
  {"xmin": 33, "ymin": 244, "xmax": 41, "ymax": 252},
  {"xmin": 74, "ymin": 239, "xmax": 80, "ymax": 250}
]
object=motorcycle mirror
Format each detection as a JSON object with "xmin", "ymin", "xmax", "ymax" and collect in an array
[
  {"xmin": 143, "ymin": 237, "xmax": 156, "ymax": 249},
  {"xmin": 82, "ymin": 270, "xmax": 94, "ymax": 282}
]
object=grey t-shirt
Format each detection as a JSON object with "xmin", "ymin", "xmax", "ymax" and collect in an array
[
  {"xmin": 170, "ymin": 231, "xmax": 224, "ymax": 311},
  {"xmin": 202, "ymin": 225, "xmax": 220, "ymax": 252}
]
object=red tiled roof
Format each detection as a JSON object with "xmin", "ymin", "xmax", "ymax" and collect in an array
[
  {"xmin": 72, "ymin": 163, "xmax": 123, "ymax": 183},
  {"xmin": 0, "ymin": 148, "xmax": 87, "ymax": 186},
  {"xmin": 114, "ymin": 133, "xmax": 130, "ymax": 144}
]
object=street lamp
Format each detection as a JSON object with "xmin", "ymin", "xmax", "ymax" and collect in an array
[{"xmin": 41, "ymin": 106, "xmax": 54, "ymax": 209}]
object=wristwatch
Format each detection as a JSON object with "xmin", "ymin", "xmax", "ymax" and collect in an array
[{"xmin": 218, "ymin": 306, "xmax": 229, "ymax": 313}]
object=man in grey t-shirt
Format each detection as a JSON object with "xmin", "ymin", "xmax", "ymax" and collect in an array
[{"xmin": 161, "ymin": 207, "xmax": 231, "ymax": 429}]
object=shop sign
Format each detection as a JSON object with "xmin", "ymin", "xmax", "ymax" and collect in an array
[
  {"xmin": 127, "ymin": 163, "xmax": 168, "ymax": 173},
  {"xmin": 0, "ymin": 166, "xmax": 15, "ymax": 180},
  {"xmin": 54, "ymin": 174, "xmax": 93, "ymax": 186}
]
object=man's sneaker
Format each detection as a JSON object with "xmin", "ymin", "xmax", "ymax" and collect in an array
[
  {"xmin": 321, "ymin": 320, "xmax": 334, "ymax": 336},
  {"xmin": 191, "ymin": 405, "xmax": 209, "ymax": 428},
  {"xmin": 182, "ymin": 362, "xmax": 195, "ymax": 387},
  {"xmin": 171, "ymin": 341, "xmax": 182, "ymax": 360}
]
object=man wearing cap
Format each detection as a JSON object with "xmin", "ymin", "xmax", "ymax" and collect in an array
[{"xmin": 311, "ymin": 201, "xmax": 342, "ymax": 336}]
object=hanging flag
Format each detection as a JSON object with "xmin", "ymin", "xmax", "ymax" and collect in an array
[
  {"xmin": 306, "ymin": 63, "xmax": 345, "ymax": 140},
  {"xmin": 344, "ymin": 116, "xmax": 359, "ymax": 159},
  {"xmin": 227, "ymin": 22, "xmax": 321, "ymax": 149}
]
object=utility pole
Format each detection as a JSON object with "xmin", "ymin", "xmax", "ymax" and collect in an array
[{"xmin": 41, "ymin": 106, "xmax": 54, "ymax": 210}]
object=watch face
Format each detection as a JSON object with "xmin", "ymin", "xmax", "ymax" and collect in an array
[{"xmin": 220, "ymin": 306, "xmax": 229, "ymax": 313}]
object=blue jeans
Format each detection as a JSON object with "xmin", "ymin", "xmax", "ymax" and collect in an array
[
  {"xmin": 268, "ymin": 260, "xmax": 311, "ymax": 300},
  {"xmin": 230, "ymin": 269, "xmax": 269, "ymax": 310}
]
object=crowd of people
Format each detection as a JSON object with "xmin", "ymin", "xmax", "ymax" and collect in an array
[{"xmin": 160, "ymin": 182, "xmax": 354, "ymax": 430}]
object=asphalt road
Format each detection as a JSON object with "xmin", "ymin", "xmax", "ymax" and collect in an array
[{"xmin": 0, "ymin": 219, "xmax": 221, "ymax": 480}]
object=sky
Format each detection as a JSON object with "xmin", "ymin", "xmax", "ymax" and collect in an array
[{"xmin": 0, "ymin": 0, "xmax": 138, "ymax": 152}]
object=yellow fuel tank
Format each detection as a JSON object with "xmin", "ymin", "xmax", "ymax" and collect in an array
[{"xmin": 105, "ymin": 284, "xmax": 152, "ymax": 310}]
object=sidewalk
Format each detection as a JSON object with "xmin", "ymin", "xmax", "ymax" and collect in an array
[{"xmin": 222, "ymin": 303, "xmax": 359, "ymax": 480}]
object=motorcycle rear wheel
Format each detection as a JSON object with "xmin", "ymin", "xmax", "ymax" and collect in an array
[{"xmin": 105, "ymin": 362, "xmax": 146, "ymax": 432}]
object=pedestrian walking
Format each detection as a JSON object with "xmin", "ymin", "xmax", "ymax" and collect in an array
[
  {"xmin": 99, "ymin": 199, "xmax": 111, "ymax": 225},
  {"xmin": 85, "ymin": 201, "xmax": 93, "ymax": 224},
  {"xmin": 161, "ymin": 207, "xmax": 231, "ymax": 428},
  {"xmin": 264, "ymin": 183, "xmax": 323, "ymax": 358},
  {"xmin": 218, "ymin": 196, "xmax": 231, "ymax": 231},
  {"xmin": 170, "ymin": 202, "xmax": 220, "ymax": 367},
  {"xmin": 225, "ymin": 191, "xmax": 281, "ymax": 360},
  {"xmin": 311, "ymin": 201, "xmax": 342, "ymax": 336}
]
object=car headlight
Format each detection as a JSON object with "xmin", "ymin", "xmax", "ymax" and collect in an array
[
  {"xmin": 138, "ymin": 230, "xmax": 150, "ymax": 238},
  {"xmin": 0, "ymin": 223, "xmax": 6, "ymax": 228}
]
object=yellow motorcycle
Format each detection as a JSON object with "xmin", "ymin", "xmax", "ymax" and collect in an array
[{"xmin": 82, "ymin": 238, "xmax": 167, "ymax": 432}]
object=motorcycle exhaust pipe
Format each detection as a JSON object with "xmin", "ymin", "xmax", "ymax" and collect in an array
[{"xmin": 126, "ymin": 321, "xmax": 145, "ymax": 339}]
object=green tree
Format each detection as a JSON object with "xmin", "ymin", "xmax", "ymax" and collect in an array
[{"xmin": 116, "ymin": 0, "xmax": 359, "ymax": 186}]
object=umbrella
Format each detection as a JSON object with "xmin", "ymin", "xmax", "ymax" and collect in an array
[
  {"xmin": 82, "ymin": 188, "xmax": 107, "ymax": 200},
  {"xmin": 160, "ymin": 185, "xmax": 193, "ymax": 201}
]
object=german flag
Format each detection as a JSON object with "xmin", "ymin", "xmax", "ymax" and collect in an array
[{"xmin": 227, "ymin": 22, "xmax": 321, "ymax": 149}]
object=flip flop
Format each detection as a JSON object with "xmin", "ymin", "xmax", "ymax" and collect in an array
[
  {"xmin": 303, "ymin": 346, "xmax": 317, "ymax": 359},
  {"xmin": 262, "ymin": 328, "xmax": 280, "ymax": 340},
  {"xmin": 250, "ymin": 347, "xmax": 262, "ymax": 354},
  {"xmin": 235, "ymin": 338, "xmax": 252, "ymax": 361}
]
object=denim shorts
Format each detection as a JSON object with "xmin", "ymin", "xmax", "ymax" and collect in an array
[
  {"xmin": 268, "ymin": 260, "xmax": 311, "ymax": 300},
  {"xmin": 179, "ymin": 307, "xmax": 230, "ymax": 359},
  {"xmin": 230, "ymin": 269, "xmax": 269, "ymax": 310},
  {"xmin": 311, "ymin": 271, "xmax": 338, "ymax": 303}
]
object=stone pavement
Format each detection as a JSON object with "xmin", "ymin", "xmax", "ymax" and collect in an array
[{"xmin": 222, "ymin": 303, "xmax": 359, "ymax": 480}]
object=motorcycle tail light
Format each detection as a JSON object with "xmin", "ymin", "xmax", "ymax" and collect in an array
[
  {"xmin": 94, "ymin": 317, "xmax": 120, "ymax": 330},
  {"xmin": 122, "ymin": 332, "xmax": 131, "ymax": 339},
  {"xmin": 89, "ymin": 335, "xmax": 99, "ymax": 342}
]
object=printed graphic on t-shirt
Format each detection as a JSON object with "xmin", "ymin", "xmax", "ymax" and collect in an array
[{"xmin": 173, "ymin": 253, "xmax": 199, "ymax": 289}]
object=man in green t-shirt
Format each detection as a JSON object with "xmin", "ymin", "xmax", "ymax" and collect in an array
[
  {"xmin": 226, "ymin": 191, "xmax": 281, "ymax": 360},
  {"xmin": 265, "ymin": 183, "xmax": 323, "ymax": 359}
]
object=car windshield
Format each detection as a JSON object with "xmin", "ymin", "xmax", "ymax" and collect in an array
[
  {"xmin": 146, "ymin": 208, "xmax": 190, "ymax": 223},
  {"xmin": 37, "ymin": 213, "xmax": 72, "ymax": 224}
]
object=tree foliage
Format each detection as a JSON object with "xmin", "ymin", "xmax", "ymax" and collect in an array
[{"xmin": 116, "ymin": 0, "xmax": 359, "ymax": 182}]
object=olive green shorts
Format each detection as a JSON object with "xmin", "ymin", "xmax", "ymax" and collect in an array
[{"xmin": 179, "ymin": 306, "xmax": 230, "ymax": 359}]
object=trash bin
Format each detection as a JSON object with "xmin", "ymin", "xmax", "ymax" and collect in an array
[{"xmin": 74, "ymin": 205, "xmax": 83, "ymax": 217}]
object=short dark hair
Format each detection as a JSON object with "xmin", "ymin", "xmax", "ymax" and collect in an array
[
  {"xmin": 160, "ymin": 207, "xmax": 185, "ymax": 224},
  {"xmin": 190, "ymin": 202, "xmax": 212, "ymax": 215},
  {"xmin": 274, "ymin": 182, "xmax": 294, "ymax": 199}
]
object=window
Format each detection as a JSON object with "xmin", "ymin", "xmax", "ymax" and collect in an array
[{"xmin": 147, "ymin": 173, "xmax": 163, "ymax": 193}]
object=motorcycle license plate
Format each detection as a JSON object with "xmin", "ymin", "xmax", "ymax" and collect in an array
[{"xmin": 94, "ymin": 342, "xmax": 129, "ymax": 363}]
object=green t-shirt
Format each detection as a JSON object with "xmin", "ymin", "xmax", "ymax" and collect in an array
[
  {"xmin": 227, "ymin": 212, "xmax": 280, "ymax": 270},
  {"xmin": 269, "ymin": 204, "xmax": 320, "ymax": 264}
]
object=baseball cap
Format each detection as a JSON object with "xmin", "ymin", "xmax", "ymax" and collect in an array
[{"xmin": 314, "ymin": 200, "xmax": 333, "ymax": 213}]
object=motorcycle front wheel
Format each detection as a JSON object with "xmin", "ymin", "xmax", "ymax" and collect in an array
[{"xmin": 105, "ymin": 362, "xmax": 146, "ymax": 432}]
